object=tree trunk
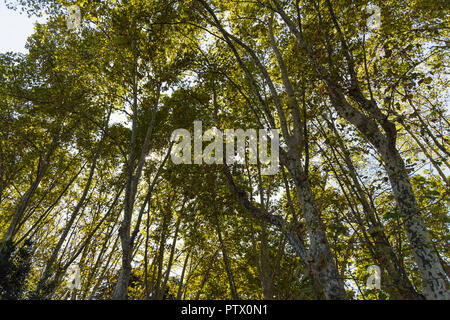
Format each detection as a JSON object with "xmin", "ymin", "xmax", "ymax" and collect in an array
[
  {"xmin": 2, "ymin": 139, "xmax": 58, "ymax": 245},
  {"xmin": 213, "ymin": 208, "xmax": 239, "ymax": 300},
  {"xmin": 176, "ymin": 251, "xmax": 190, "ymax": 300}
]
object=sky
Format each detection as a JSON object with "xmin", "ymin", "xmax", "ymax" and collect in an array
[
  {"xmin": 0, "ymin": 1, "xmax": 46, "ymax": 53},
  {"xmin": 0, "ymin": 2, "xmax": 131, "ymax": 126}
]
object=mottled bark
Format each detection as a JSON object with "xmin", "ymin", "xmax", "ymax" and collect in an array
[
  {"xmin": 283, "ymin": 154, "xmax": 347, "ymax": 300},
  {"xmin": 224, "ymin": 166, "xmax": 346, "ymax": 299},
  {"xmin": 255, "ymin": 152, "xmax": 274, "ymax": 300},
  {"xmin": 271, "ymin": 0, "xmax": 449, "ymax": 299},
  {"xmin": 198, "ymin": 1, "xmax": 346, "ymax": 298},
  {"xmin": 322, "ymin": 117, "xmax": 422, "ymax": 299},
  {"xmin": 112, "ymin": 79, "xmax": 161, "ymax": 300}
]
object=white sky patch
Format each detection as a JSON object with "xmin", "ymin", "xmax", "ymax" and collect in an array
[
  {"xmin": 109, "ymin": 109, "xmax": 130, "ymax": 128},
  {"xmin": 0, "ymin": 2, "xmax": 47, "ymax": 53}
]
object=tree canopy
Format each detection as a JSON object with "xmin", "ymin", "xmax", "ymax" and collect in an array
[{"xmin": 0, "ymin": 0, "xmax": 449, "ymax": 300}]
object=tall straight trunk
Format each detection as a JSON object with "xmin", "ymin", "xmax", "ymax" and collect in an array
[
  {"xmin": 33, "ymin": 140, "xmax": 102, "ymax": 298},
  {"xmin": 144, "ymin": 199, "xmax": 152, "ymax": 299},
  {"xmin": 153, "ymin": 207, "xmax": 171, "ymax": 300},
  {"xmin": 284, "ymin": 156, "xmax": 347, "ymax": 299},
  {"xmin": 213, "ymin": 208, "xmax": 239, "ymax": 300},
  {"xmin": 159, "ymin": 213, "xmax": 182, "ymax": 299},
  {"xmin": 176, "ymin": 251, "xmax": 190, "ymax": 300},
  {"xmin": 140, "ymin": 145, "xmax": 173, "ymax": 299},
  {"xmin": 332, "ymin": 82, "xmax": 448, "ymax": 300},
  {"xmin": 113, "ymin": 65, "xmax": 141, "ymax": 300},
  {"xmin": 259, "ymin": 222, "xmax": 273, "ymax": 300},
  {"xmin": 329, "ymin": 91, "xmax": 449, "ymax": 299},
  {"xmin": 255, "ymin": 156, "xmax": 274, "ymax": 300},
  {"xmin": 224, "ymin": 166, "xmax": 322, "ymax": 295},
  {"xmin": 382, "ymin": 144, "xmax": 449, "ymax": 299},
  {"xmin": 112, "ymin": 77, "xmax": 161, "ymax": 300}
]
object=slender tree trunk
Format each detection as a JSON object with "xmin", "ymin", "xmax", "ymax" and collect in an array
[
  {"xmin": 160, "ymin": 213, "xmax": 182, "ymax": 299},
  {"xmin": 271, "ymin": 0, "xmax": 449, "ymax": 298},
  {"xmin": 112, "ymin": 78, "xmax": 161, "ymax": 300},
  {"xmin": 402, "ymin": 123, "xmax": 449, "ymax": 186},
  {"xmin": 213, "ymin": 207, "xmax": 239, "ymax": 300},
  {"xmin": 382, "ymin": 145, "xmax": 449, "ymax": 299},
  {"xmin": 322, "ymin": 116, "xmax": 422, "ymax": 299},
  {"xmin": 2, "ymin": 139, "xmax": 58, "ymax": 245},
  {"xmin": 200, "ymin": 2, "xmax": 346, "ymax": 297},
  {"xmin": 176, "ymin": 251, "xmax": 190, "ymax": 300},
  {"xmin": 255, "ymin": 154, "xmax": 274, "ymax": 300},
  {"xmin": 153, "ymin": 207, "xmax": 171, "ymax": 300},
  {"xmin": 283, "ymin": 154, "xmax": 347, "ymax": 300},
  {"xmin": 259, "ymin": 222, "xmax": 273, "ymax": 300},
  {"xmin": 194, "ymin": 250, "xmax": 218, "ymax": 300},
  {"xmin": 33, "ymin": 141, "xmax": 102, "ymax": 298}
]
